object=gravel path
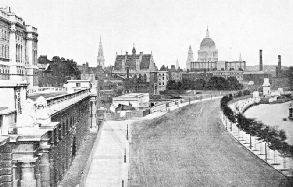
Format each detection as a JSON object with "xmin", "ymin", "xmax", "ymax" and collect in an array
[{"xmin": 129, "ymin": 99, "xmax": 292, "ymax": 187}]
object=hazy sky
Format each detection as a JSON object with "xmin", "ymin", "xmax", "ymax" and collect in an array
[{"xmin": 2, "ymin": 0, "xmax": 293, "ymax": 68}]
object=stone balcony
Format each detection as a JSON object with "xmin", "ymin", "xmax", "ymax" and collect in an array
[{"xmin": 47, "ymin": 88, "xmax": 91, "ymax": 115}]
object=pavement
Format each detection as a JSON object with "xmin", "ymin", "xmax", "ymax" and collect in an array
[
  {"xmin": 84, "ymin": 96, "xmax": 222, "ymax": 187},
  {"xmin": 129, "ymin": 99, "xmax": 292, "ymax": 187}
]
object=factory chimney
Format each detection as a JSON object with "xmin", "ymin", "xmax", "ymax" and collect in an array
[{"xmin": 259, "ymin": 50, "xmax": 263, "ymax": 71}]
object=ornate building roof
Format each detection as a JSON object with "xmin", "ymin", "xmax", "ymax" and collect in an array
[
  {"xmin": 200, "ymin": 27, "xmax": 216, "ymax": 48},
  {"xmin": 114, "ymin": 47, "xmax": 154, "ymax": 71},
  {"xmin": 200, "ymin": 38, "xmax": 216, "ymax": 48}
]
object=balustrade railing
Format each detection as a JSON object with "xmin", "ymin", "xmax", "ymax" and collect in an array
[
  {"xmin": 28, "ymin": 87, "xmax": 67, "ymax": 94},
  {"xmin": 47, "ymin": 88, "xmax": 90, "ymax": 114}
]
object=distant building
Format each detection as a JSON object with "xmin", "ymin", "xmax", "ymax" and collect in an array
[
  {"xmin": 186, "ymin": 28, "xmax": 246, "ymax": 72},
  {"xmin": 186, "ymin": 45, "xmax": 194, "ymax": 70},
  {"xmin": 197, "ymin": 27, "xmax": 218, "ymax": 62},
  {"xmin": 97, "ymin": 36, "xmax": 105, "ymax": 68},
  {"xmin": 157, "ymin": 70, "xmax": 168, "ymax": 92},
  {"xmin": 169, "ymin": 65, "xmax": 182, "ymax": 82},
  {"xmin": 0, "ymin": 7, "xmax": 38, "ymax": 88},
  {"xmin": 113, "ymin": 45, "xmax": 158, "ymax": 81}
]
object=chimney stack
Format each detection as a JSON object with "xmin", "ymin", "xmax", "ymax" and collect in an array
[
  {"xmin": 259, "ymin": 50, "xmax": 263, "ymax": 71},
  {"xmin": 278, "ymin": 55, "xmax": 281, "ymax": 70},
  {"xmin": 126, "ymin": 67, "xmax": 129, "ymax": 79}
]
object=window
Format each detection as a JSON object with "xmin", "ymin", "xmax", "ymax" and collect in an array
[{"xmin": 76, "ymin": 83, "xmax": 81, "ymax": 87}]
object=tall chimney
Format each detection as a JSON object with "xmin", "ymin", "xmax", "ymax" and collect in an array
[
  {"xmin": 126, "ymin": 67, "xmax": 129, "ymax": 79},
  {"xmin": 259, "ymin": 50, "xmax": 263, "ymax": 71},
  {"xmin": 278, "ymin": 55, "xmax": 281, "ymax": 70}
]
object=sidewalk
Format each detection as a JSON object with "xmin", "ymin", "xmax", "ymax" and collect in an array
[{"xmin": 84, "ymin": 96, "xmax": 222, "ymax": 186}]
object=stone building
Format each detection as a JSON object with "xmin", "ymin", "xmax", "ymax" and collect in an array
[
  {"xmin": 197, "ymin": 27, "xmax": 218, "ymax": 63},
  {"xmin": 97, "ymin": 36, "xmax": 105, "ymax": 68},
  {"xmin": 186, "ymin": 28, "xmax": 245, "ymax": 72},
  {"xmin": 0, "ymin": 80, "xmax": 97, "ymax": 186},
  {"xmin": 112, "ymin": 45, "xmax": 158, "ymax": 81},
  {"xmin": 0, "ymin": 7, "xmax": 38, "ymax": 88},
  {"xmin": 186, "ymin": 46, "xmax": 194, "ymax": 71},
  {"xmin": 157, "ymin": 70, "xmax": 169, "ymax": 92},
  {"xmin": 169, "ymin": 65, "xmax": 182, "ymax": 82}
]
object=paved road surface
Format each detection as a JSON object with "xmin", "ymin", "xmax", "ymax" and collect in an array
[{"xmin": 129, "ymin": 99, "xmax": 292, "ymax": 187}]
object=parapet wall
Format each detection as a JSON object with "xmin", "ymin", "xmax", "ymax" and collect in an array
[{"xmin": 0, "ymin": 95, "xmax": 92, "ymax": 187}]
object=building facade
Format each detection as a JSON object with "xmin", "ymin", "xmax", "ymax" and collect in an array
[
  {"xmin": 157, "ymin": 70, "xmax": 168, "ymax": 92},
  {"xmin": 0, "ymin": 80, "xmax": 97, "ymax": 187},
  {"xmin": 113, "ymin": 45, "xmax": 158, "ymax": 81},
  {"xmin": 0, "ymin": 7, "xmax": 38, "ymax": 88},
  {"xmin": 97, "ymin": 36, "xmax": 105, "ymax": 68},
  {"xmin": 186, "ymin": 28, "xmax": 246, "ymax": 72}
]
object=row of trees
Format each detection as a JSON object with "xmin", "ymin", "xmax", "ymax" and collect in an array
[
  {"xmin": 167, "ymin": 77, "xmax": 243, "ymax": 90},
  {"xmin": 221, "ymin": 94, "xmax": 293, "ymax": 159}
]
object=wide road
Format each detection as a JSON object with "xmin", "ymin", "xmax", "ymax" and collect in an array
[{"xmin": 129, "ymin": 99, "xmax": 292, "ymax": 187}]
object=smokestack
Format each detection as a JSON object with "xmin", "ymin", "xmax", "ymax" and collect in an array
[
  {"xmin": 126, "ymin": 67, "xmax": 129, "ymax": 79},
  {"xmin": 278, "ymin": 55, "xmax": 281, "ymax": 70},
  {"xmin": 259, "ymin": 50, "xmax": 263, "ymax": 71}
]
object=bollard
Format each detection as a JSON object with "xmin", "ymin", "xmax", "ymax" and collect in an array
[
  {"xmin": 124, "ymin": 149, "xmax": 126, "ymax": 163},
  {"xmin": 126, "ymin": 124, "xmax": 128, "ymax": 140}
]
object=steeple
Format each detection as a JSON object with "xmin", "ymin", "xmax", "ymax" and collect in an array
[
  {"xmin": 239, "ymin": 53, "xmax": 242, "ymax": 62},
  {"xmin": 186, "ymin": 45, "xmax": 194, "ymax": 70},
  {"xmin": 206, "ymin": 26, "xmax": 210, "ymax": 38},
  {"xmin": 188, "ymin": 45, "xmax": 193, "ymax": 54},
  {"xmin": 97, "ymin": 35, "xmax": 105, "ymax": 68},
  {"xmin": 176, "ymin": 58, "xmax": 179, "ymax": 69},
  {"xmin": 132, "ymin": 42, "xmax": 136, "ymax": 54}
]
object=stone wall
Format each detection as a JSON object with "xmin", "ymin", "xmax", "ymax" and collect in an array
[
  {"xmin": 0, "ymin": 140, "xmax": 13, "ymax": 187},
  {"xmin": 49, "ymin": 97, "xmax": 90, "ymax": 186},
  {"xmin": 0, "ymin": 96, "xmax": 92, "ymax": 187}
]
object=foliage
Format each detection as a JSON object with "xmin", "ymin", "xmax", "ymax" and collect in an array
[
  {"xmin": 167, "ymin": 76, "xmax": 243, "ymax": 91},
  {"xmin": 243, "ymin": 90, "xmax": 251, "ymax": 96},
  {"xmin": 221, "ymin": 95, "xmax": 293, "ymax": 156}
]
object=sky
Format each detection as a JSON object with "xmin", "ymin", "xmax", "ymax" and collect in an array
[{"xmin": 1, "ymin": 0, "xmax": 293, "ymax": 68}]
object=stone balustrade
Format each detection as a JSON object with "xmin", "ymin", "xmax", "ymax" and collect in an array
[
  {"xmin": 47, "ymin": 88, "xmax": 90, "ymax": 115},
  {"xmin": 28, "ymin": 87, "xmax": 67, "ymax": 94}
]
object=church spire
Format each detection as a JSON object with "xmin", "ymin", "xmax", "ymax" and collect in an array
[
  {"xmin": 206, "ymin": 26, "xmax": 210, "ymax": 38},
  {"xmin": 239, "ymin": 53, "xmax": 242, "ymax": 62},
  {"xmin": 176, "ymin": 58, "xmax": 179, "ymax": 69},
  {"xmin": 97, "ymin": 35, "xmax": 105, "ymax": 68}
]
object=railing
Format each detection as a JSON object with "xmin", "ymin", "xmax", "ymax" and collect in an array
[
  {"xmin": 47, "ymin": 89, "xmax": 90, "ymax": 115},
  {"xmin": 28, "ymin": 87, "xmax": 67, "ymax": 94},
  {"xmin": 150, "ymin": 104, "xmax": 167, "ymax": 113}
]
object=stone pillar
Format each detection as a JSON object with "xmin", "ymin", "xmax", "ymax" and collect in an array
[
  {"xmin": 39, "ymin": 146, "xmax": 51, "ymax": 187},
  {"xmin": 90, "ymin": 97, "xmax": 97, "ymax": 128},
  {"xmin": 19, "ymin": 161, "xmax": 37, "ymax": 187},
  {"xmin": 9, "ymin": 23, "xmax": 21, "ymax": 81}
]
